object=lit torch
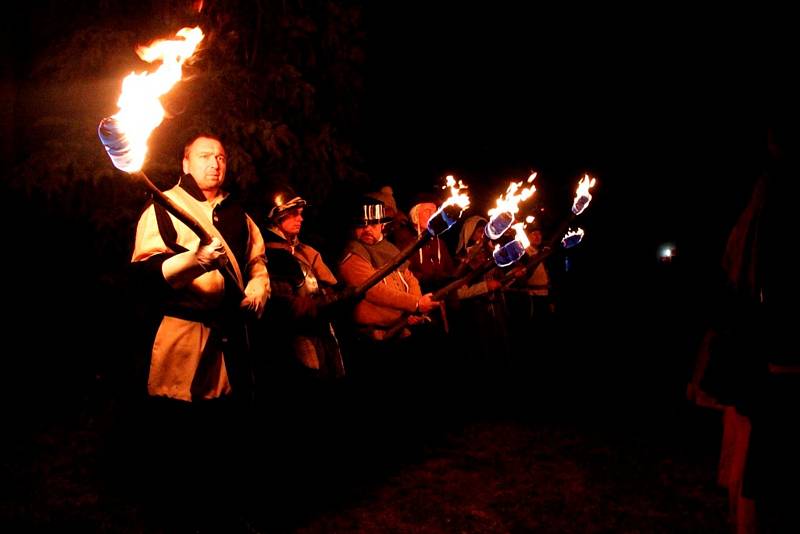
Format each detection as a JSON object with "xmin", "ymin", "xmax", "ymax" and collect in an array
[
  {"xmin": 97, "ymin": 27, "xmax": 210, "ymax": 243},
  {"xmin": 552, "ymin": 174, "xmax": 596, "ymax": 244},
  {"xmin": 499, "ymin": 175, "xmax": 596, "ymax": 286},
  {"xmin": 351, "ymin": 176, "xmax": 469, "ymax": 299},
  {"xmin": 492, "ymin": 223, "xmax": 531, "ymax": 267},
  {"xmin": 561, "ymin": 227, "xmax": 585, "ymax": 249},
  {"xmin": 571, "ymin": 174, "xmax": 596, "ymax": 216},
  {"xmin": 485, "ymin": 173, "xmax": 536, "ymax": 239}
]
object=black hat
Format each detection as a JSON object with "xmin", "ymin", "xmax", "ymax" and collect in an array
[
  {"xmin": 353, "ymin": 196, "xmax": 393, "ymax": 226},
  {"xmin": 268, "ymin": 187, "xmax": 307, "ymax": 221}
]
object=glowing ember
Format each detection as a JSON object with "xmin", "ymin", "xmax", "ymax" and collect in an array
[
  {"xmin": 571, "ymin": 174, "xmax": 596, "ymax": 215},
  {"xmin": 426, "ymin": 175, "xmax": 470, "ymax": 235},
  {"xmin": 486, "ymin": 173, "xmax": 536, "ymax": 239},
  {"xmin": 99, "ymin": 27, "xmax": 204, "ymax": 172},
  {"xmin": 561, "ymin": 227, "xmax": 585, "ymax": 249}
]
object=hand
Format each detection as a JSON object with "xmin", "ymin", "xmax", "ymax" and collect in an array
[
  {"xmin": 416, "ymin": 293, "xmax": 440, "ymax": 314},
  {"xmin": 161, "ymin": 237, "xmax": 228, "ymax": 288},
  {"xmin": 196, "ymin": 237, "xmax": 228, "ymax": 272},
  {"xmin": 240, "ymin": 283, "xmax": 266, "ymax": 318},
  {"xmin": 407, "ymin": 314, "xmax": 429, "ymax": 325}
]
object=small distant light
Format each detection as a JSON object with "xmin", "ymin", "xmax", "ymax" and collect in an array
[{"xmin": 659, "ymin": 243, "xmax": 676, "ymax": 262}]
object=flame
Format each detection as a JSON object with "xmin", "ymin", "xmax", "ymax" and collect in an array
[
  {"xmin": 441, "ymin": 175, "xmax": 471, "ymax": 211},
  {"xmin": 512, "ymin": 223, "xmax": 531, "ymax": 249},
  {"xmin": 425, "ymin": 175, "xmax": 470, "ymax": 236},
  {"xmin": 109, "ymin": 27, "xmax": 204, "ymax": 172},
  {"xmin": 561, "ymin": 227, "xmax": 585, "ymax": 249},
  {"xmin": 485, "ymin": 173, "xmax": 537, "ymax": 239},
  {"xmin": 488, "ymin": 173, "xmax": 537, "ymax": 220},
  {"xmin": 571, "ymin": 174, "xmax": 596, "ymax": 215}
]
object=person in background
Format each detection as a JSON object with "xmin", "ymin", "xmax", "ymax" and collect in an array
[
  {"xmin": 337, "ymin": 196, "xmax": 440, "ymax": 455},
  {"xmin": 407, "ymin": 191, "xmax": 456, "ymax": 293},
  {"xmin": 504, "ymin": 221, "xmax": 555, "ymax": 370},
  {"xmin": 260, "ymin": 187, "xmax": 348, "ymax": 379},
  {"xmin": 452, "ymin": 215, "xmax": 511, "ymax": 378},
  {"xmin": 252, "ymin": 187, "xmax": 354, "ymax": 524},
  {"xmin": 699, "ymin": 122, "xmax": 800, "ymax": 534},
  {"xmin": 339, "ymin": 196, "xmax": 438, "ymax": 346},
  {"xmin": 366, "ymin": 185, "xmax": 416, "ymax": 249}
]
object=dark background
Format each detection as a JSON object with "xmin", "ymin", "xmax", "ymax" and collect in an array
[
  {"xmin": 1, "ymin": 0, "xmax": 788, "ymax": 440},
  {"xmin": 4, "ymin": 2, "xmax": 794, "ymax": 531}
]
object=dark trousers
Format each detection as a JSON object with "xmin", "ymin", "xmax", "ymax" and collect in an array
[{"xmin": 122, "ymin": 396, "xmax": 248, "ymax": 531}]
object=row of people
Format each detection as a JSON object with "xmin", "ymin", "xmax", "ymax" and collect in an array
[{"xmin": 123, "ymin": 131, "xmax": 557, "ymax": 530}]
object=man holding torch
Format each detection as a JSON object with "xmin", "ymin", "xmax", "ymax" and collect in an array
[
  {"xmin": 131, "ymin": 132, "xmax": 269, "ymax": 402},
  {"xmin": 128, "ymin": 132, "xmax": 269, "ymax": 528},
  {"xmin": 336, "ymin": 196, "xmax": 440, "ymax": 452},
  {"xmin": 339, "ymin": 197, "xmax": 439, "ymax": 343}
]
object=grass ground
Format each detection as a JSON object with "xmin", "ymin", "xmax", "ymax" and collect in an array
[{"xmin": 2, "ymin": 377, "xmax": 729, "ymax": 533}]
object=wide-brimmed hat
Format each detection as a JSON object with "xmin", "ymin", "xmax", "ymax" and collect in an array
[{"xmin": 352, "ymin": 196, "xmax": 393, "ymax": 226}]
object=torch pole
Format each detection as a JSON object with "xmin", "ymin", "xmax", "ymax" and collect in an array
[
  {"xmin": 351, "ymin": 231, "xmax": 432, "ymax": 300},
  {"xmin": 132, "ymin": 170, "xmax": 245, "ymax": 300},
  {"xmin": 434, "ymin": 258, "xmax": 495, "ymax": 301},
  {"xmin": 379, "ymin": 256, "xmax": 496, "ymax": 340},
  {"xmin": 452, "ymin": 232, "xmax": 488, "ymax": 278},
  {"xmin": 132, "ymin": 171, "xmax": 214, "ymax": 246}
]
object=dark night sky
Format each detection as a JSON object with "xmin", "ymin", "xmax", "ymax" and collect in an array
[
  {"xmin": 4, "ymin": 3, "xmax": 780, "ymax": 249},
  {"xmin": 364, "ymin": 6, "xmax": 776, "ymax": 278}
]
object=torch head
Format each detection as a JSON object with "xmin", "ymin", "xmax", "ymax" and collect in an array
[
  {"xmin": 561, "ymin": 228, "xmax": 585, "ymax": 249},
  {"xmin": 493, "ymin": 238, "xmax": 527, "ymax": 267},
  {"xmin": 426, "ymin": 203, "xmax": 460, "ymax": 236},
  {"xmin": 485, "ymin": 211, "xmax": 514, "ymax": 240},
  {"xmin": 98, "ymin": 117, "xmax": 138, "ymax": 172},
  {"xmin": 572, "ymin": 195, "xmax": 589, "ymax": 215}
]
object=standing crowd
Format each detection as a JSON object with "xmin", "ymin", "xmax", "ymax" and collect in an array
[{"xmin": 118, "ymin": 131, "xmax": 557, "ymax": 532}]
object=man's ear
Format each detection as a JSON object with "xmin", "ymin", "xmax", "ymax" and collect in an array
[{"xmin": 182, "ymin": 158, "xmax": 189, "ymax": 175}]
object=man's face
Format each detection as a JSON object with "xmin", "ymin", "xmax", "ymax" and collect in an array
[
  {"xmin": 529, "ymin": 229, "xmax": 543, "ymax": 246},
  {"xmin": 182, "ymin": 137, "xmax": 227, "ymax": 195},
  {"xmin": 278, "ymin": 207, "xmax": 304, "ymax": 238},
  {"xmin": 355, "ymin": 223, "xmax": 383, "ymax": 245}
]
